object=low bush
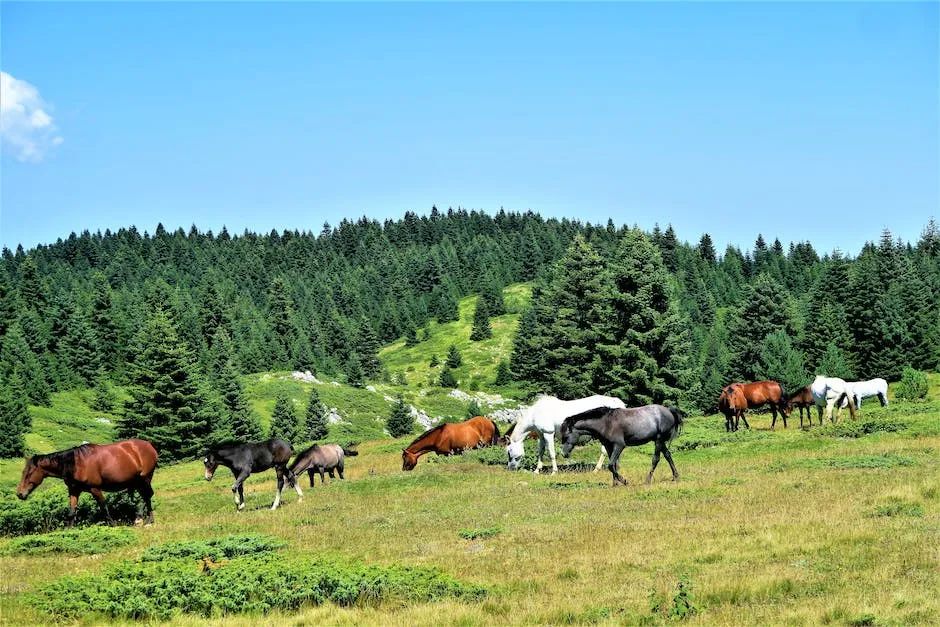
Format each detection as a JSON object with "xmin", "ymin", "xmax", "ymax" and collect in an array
[
  {"xmin": 775, "ymin": 453, "xmax": 916, "ymax": 471},
  {"xmin": 0, "ymin": 526, "xmax": 135, "ymax": 556},
  {"xmin": 31, "ymin": 537, "xmax": 486, "ymax": 620},
  {"xmin": 817, "ymin": 416, "xmax": 906, "ymax": 439},
  {"xmin": 140, "ymin": 534, "xmax": 285, "ymax": 562},
  {"xmin": 895, "ymin": 368, "xmax": 929, "ymax": 401},
  {"xmin": 869, "ymin": 499, "xmax": 924, "ymax": 518},
  {"xmin": 458, "ymin": 527, "xmax": 501, "ymax": 540},
  {"xmin": 0, "ymin": 488, "xmax": 144, "ymax": 536}
]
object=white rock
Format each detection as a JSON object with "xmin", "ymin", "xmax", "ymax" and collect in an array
[
  {"xmin": 366, "ymin": 385, "xmax": 377, "ymax": 392},
  {"xmin": 290, "ymin": 370, "xmax": 322, "ymax": 384},
  {"xmin": 325, "ymin": 408, "xmax": 345, "ymax": 424}
]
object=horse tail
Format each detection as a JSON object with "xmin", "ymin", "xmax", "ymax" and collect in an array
[
  {"xmin": 342, "ymin": 447, "xmax": 359, "ymax": 457},
  {"xmin": 667, "ymin": 406, "xmax": 684, "ymax": 440}
]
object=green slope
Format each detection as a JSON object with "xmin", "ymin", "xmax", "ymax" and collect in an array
[{"xmin": 15, "ymin": 283, "xmax": 532, "ymax": 454}]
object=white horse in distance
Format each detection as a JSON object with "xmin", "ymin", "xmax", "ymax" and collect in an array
[
  {"xmin": 506, "ymin": 395, "xmax": 626, "ymax": 475},
  {"xmin": 840, "ymin": 378, "xmax": 889, "ymax": 409},
  {"xmin": 811, "ymin": 375, "xmax": 857, "ymax": 423}
]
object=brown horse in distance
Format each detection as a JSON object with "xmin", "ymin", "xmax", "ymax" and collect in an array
[
  {"xmin": 718, "ymin": 384, "xmax": 749, "ymax": 432},
  {"xmin": 720, "ymin": 380, "xmax": 790, "ymax": 431},
  {"xmin": 402, "ymin": 416, "xmax": 500, "ymax": 470},
  {"xmin": 787, "ymin": 386, "xmax": 817, "ymax": 428},
  {"xmin": 16, "ymin": 439, "xmax": 158, "ymax": 525}
]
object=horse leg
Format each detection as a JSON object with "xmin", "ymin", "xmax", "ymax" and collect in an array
[
  {"xmin": 137, "ymin": 479, "xmax": 155, "ymax": 525},
  {"xmin": 770, "ymin": 406, "xmax": 778, "ymax": 430},
  {"xmin": 272, "ymin": 468, "xmax": 285, "ymax": 510},
  {"xmin": 337, "ymin": 460, "xmax": 345, "ymax": 480},
  {"xmin": 319, "ymin": 468, "xmax": 326, "ymax": 484},
  {"xmin": 740, "ymin": 410, "xmax": 750, "ymax": 430},
  {"xmin": 543, "ymin": 432, "xmax": 559, "ymax": 475},
  {"xmin": 534, "ymin": 436, "xmax": 546, "ymax": 475},
  {"xmin": 779, "ymin": 404, "xmax": 787, "ymax": 429},
  {"xmin": 662, "ymin": 444, "xmax": 680, "ymax": 481},
  {"xmin": 66, "ymin": 488, "xmax": 80, "ymax": 527},
  {"xmin": 308, "ymin": 469, "xmax": 316, "ymax": 488},
  {"xmin": 879, "ymin": 392, "xmax": 888, "ymax": 407},
  {"xmin": 232, "ymin": 469, "xmax": 250, "ymax": 511},
  {"xmin": 594, "ymin": 445, "xmax": 607, "ymax": 472},
  {"xmin": 90, "ymin": 488, "xmax": 113, "ymax": 524},
  {"xmin": 287, "ymin": 468, "xmax": 303, "ymax": 500},
  {"xmin": 646, "ymin": 442, "xmax": 662, "ymax": 485},
  {"xmin": 826, "ymin": 397, "xmax": 837, "ymax": 423},
  {"xmin": 608, "ymin": 444, "xmax": 627, "ymax": 486}
]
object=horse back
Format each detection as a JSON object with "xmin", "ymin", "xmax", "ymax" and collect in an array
[
  {"xmin": 740, "ymin": 380, "xmax": 785, "ymax": 406},
  {"xmin": 72, "ymin": 439, "xmax": 157, "ymax": 487}
]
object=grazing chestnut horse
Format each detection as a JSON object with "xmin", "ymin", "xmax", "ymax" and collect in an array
[
  {"xmin": 402, "ymin": 416, "xmax": 499, "ymax": 470},
  {"xmin": 719, "ymin": 380, "xmax": 789, "ymax": 431},
  {"xmin": 718, "ymin": 384, "xmax": 749, "ymax": 432},
  {"xmin": 787, "ymin": 386, "xmax": 817, "ymax": 428},
  {"xmin": 16, "ymin": 439, "xmax": 158, "ymax": 525}
]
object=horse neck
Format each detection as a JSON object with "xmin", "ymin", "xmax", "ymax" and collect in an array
[
  {"xmin": 406, "ymin": 432, "xmax": 438, "ymax": 456},
  {"xmin": 509, "ymin": 418, "xmax": 535, "ymax": 443},
  {"xmin": 570, "ymin": 416, "xmax": 606, "ymax": 438}
]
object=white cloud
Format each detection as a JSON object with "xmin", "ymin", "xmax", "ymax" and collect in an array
[{"xmin": 1, "ymin": 71, "xmax": 63, "ymax": 162}]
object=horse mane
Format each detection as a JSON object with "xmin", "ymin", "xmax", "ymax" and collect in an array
[
  {"xmin": 562, "ymin": 406, "xmax": 614, "ymax": 429},
  {"xmin": 408, "ymin": 423, "xmax": 448, "ymax": 447},
  {"xmin": 34, "ymin": 444, "xmax": 90, "ymax": 476}
]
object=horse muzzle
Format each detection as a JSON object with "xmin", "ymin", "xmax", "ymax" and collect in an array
[
  {"xmin": 16, "ymin": 491, "xmax": 27, "ymax": 500},
  {"xmin": 204, "ymin": 469, "xmax": 215, "ymax": 481}
]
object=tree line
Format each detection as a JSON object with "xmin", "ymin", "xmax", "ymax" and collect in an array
[{"xmin": 1, "ymin": 209, "xmax": 938, "ymax": 458}]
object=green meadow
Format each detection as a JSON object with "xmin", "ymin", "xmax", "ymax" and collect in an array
[{"xmin": 0, "ymin": 288, "xmax": 937, "ymax": 625}]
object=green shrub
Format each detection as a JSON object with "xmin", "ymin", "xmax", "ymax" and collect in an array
[
  {"xmin": 0, "ymin": 488, "xmax": 144, "ymax": 536},
  {"xmin": 670, "ymin": 574, "xmax": 697, "ymax": 620},
  {"xmin": 30, "ymin": 537, "xmax": 486, "ymax": 620},
  {"xmin": 140, "ymin": 534, "xmax": 285, "ymax": 562},
  {"xmin": 896, "ymin": 367, "xmax": 928, "ymax": 401},
  {"xmin": 869, "ymin": 499, "xmax": 924, "ymax": 518},
  {"xmin": 0, "ymin": 526, "xmax": 135, "ymax": 556},
  {"xmin": 458, "ymin": 527, "xmax": 501, "ymax": 540},
  {"xmin": 817, "ymin": 416, "xmax": 906, "ymax": 439}
]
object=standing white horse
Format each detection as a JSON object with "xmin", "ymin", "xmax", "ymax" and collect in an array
[
  {"xmin": 840, "ymin": 378, "xmax": 889, "ymax": 409},
  {"xmin": 811, "ymin": 375, "xmax": 857, "ymax": 423},
  {"xmin": 505, "ymin": 395, "xmax": 626, "ymax": 475}
]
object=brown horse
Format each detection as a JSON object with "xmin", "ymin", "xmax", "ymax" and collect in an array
[
  {"xmin": 787, "ymin": 386, "xmax": 817, "ymax": 428},
  {"xmin": 719, "ymin": 380, "xmax": 790, "ymax": 431},
  {"xmin": 16, "ymin": 439, "xmax": 158, "ymax": 525},
  {"xmin": 718, "ymin": 384, "xmax": 749, "ymax": 432},
  {"xmin": 402, "ymin": 416, "xmax": 500, "ymax": 470}
]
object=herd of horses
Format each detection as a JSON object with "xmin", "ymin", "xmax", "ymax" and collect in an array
[{"xmin": 14, "ymin": 375, "xmax": 890, "ymax": 523}]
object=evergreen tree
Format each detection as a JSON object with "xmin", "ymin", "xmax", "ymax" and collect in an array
[
  {"xmin": 90, "ymin": 272, "xmax": 120, "ymax": 372},
  {"xmin": 91, "ymin": 373, "xmax": 118, "ymax": 412},
  {"xmin": 0, "ymin": 323, "xmax": 49, "ymax": 406},
  {"xmin": 510, "ymin": 293, "xmax": 549, "ymax": 383},
  {"xmin": 61, "ymin": 310, "xmax": 100, "ymax": 387},
  {"xmin": 727, "ymin": 274, "xmax": 793, "ymax": 381},
  {"xmin": 659, "ymin": 225, "xmax": 679, "ymax": 272},
  {"xmin": 0, "ymin": 372, "xmax": 30, "ymax": 457},
  {"xmin": 469, "ymin": 299, "xmax": 492, "ymax": 341},
  {"xmin": 269, "ymin": 392, "xmax": 299, "ymax": 443},
  {"xmin": 0, "ymin": 268, "xmax": 17, "ymax": 337},
  {"xmin": 698, "ymin": 318, "xmax": 733, "ymax": 413},
  {"xmin": 494, "ymin": 360, "xmax": 511, "ymax": 385},
  {"xmin": 757, "ymin": 330, "xmax": 809, "ymax": 394},
  {"xmin": 429, "ymin": 354, "xmax": 439, "ymax": 367},
  {"xmin": 816, "ymin": 344, "xmax": 855, "ymax": 380},
  {"xmin": 697, "ymin": 233, "xmax": 716, "ymax": 265},
  {"xmin": 439, "ymin": 366, "xmax": 457, "ymax": 388},
  {"xmin": 445, "ymin": 344, "xmax": 462, "ymax": 368},
  {"xmin": 345, "ymin": 353, "xmax": 364, "ymax": 387},
  {"xmin": 480, "ymin": 278, "xmax": 506, "ymax": 316},
  {"xmin": 867, "ymin": 289, "xmax": 911, "ymax": 380},
  {"xmin": 355, "ymin": 319, "xmax": 381, "ymax": 378},
  {"xmin": 466, "ymin": 399, "xmax": 483, "ymax": 418},
  {"xmin": 267, "ymin": 277, "xmax": 296, "ymax": 367},
  {"xmin": 802, "ymin": 302, "xmax": 853, "ymax": 374},
  {"xmin": 386, "ymin": 395, "xmax": 414, "ymax": 437},
  {"xmin": 218, "ymin": 357, "xmax": 262, "ymax": 441},
  {"xmin": 430, "ymin": 285, "xmax": 459, "ymax": 323},
  {"xmin": 304, "ymin": 387, "xmax": 328, "ymax": 441},
  {"xmin": 600, "ymin": 230, "xmax": 686, "ymax": 406},
  {"xmin": 404, "ymin": 325, "xmax": 419, "ymax": 347},
  {"xmin": 118, "ymin": 309, "xmax": 209, "ymax": 460}
]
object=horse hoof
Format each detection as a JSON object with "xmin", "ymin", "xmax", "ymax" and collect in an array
[{"xmin": 237, "ymin": 503, "xmax": 245, "ymax": 511}]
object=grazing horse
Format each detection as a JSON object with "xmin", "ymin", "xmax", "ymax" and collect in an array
[
  {"xmin": 718, "ymin": 384, "xmax": 749, "ymax": 432},
  {"xmin": 402, "ymin": 416, "xmax": 499, "ymax": 470},
  {"xmin": 290, "ymin": 444, "xmax": 358, "ymax": 487},
  {"xmin": 16, "ymin": 439, "xmax": 158, "ymax": 525},
  {"xmin": 787, "ymin": 386, "xmax": 818, "ymax": 428},
  {"xmin": 560, "ymin": 405, "xmax": 683, "ymax": 486},
  {"xmin": 811, "ymin": 375, "xmax": 857, "ymax": 423},
  {"xmin": 840, "ymin": 378, "xmax": 889, "ymax": 410},
  {"xmin": 203, "ymin": 439, "xmax": 300, "ymax": 511},
  {"xmin": 505, "ymin": 395, "xmax": 627, "ymax": 475},
  {"xmin": 719, "ymin": 380, "xmax": 790, "ymax": 431}
]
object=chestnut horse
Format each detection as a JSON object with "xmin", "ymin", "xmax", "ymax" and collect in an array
[
  {"xmin": 718, "ymin": 384, "xmax": 749, "ymax": 432},
  {"xmin": 719, "ymin": 380, "xmax": 789, "ymax": 431},
  {"xmin": 16, "ymin": 439, "xmax": 158, "ymax": 525},
  {"xmin": 402, "ymin": 416, "xmax": 499, "ymax": 470},
  {"xmin": 787, "ymin": 386, "xmax": 817, "ymax": 428}
]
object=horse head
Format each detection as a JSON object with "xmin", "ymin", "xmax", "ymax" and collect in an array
[
  {"xmin": 505, "ymin": 437, "xmax": 526, "ymax": 470},
  {"xmin": 401, "ymin": 449, "xmax": 419, "ymax": 471},
  {"xmin": 16, "ymin": 456, "xmax": 46, "ymax": 500},
  {"xmin": 203, "ymin": 452, "xmax": 219, "ymax": 481}
]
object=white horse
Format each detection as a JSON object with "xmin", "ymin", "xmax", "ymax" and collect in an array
[
  {"xmin": 840, "ymin": 378, "xmax": 889, "ymax": 409},
  {"xmin": 810, "ymin": 375, "xmax": 857, "ymax": 423},
  {"xmin": 505, "ymin": 394, "xmax": 626, "ymax": 475}
]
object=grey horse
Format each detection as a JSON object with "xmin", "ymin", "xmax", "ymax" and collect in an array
[
  {"xmin": 289, "ymin": 444, "xmax": 358, "ymax": 489},
  {"xmin": 560, "ymin": 405, "xmax": 683, "ymax": 486}
]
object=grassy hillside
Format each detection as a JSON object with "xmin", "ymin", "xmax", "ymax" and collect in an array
[{"xmin": 1, "ymin": 378, "xmax": 937, "ymax": 625}]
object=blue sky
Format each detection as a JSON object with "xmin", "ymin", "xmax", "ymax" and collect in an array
[{"xmin": 1, "ymin": 2, "xmax": 937, "ymax": 254}]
